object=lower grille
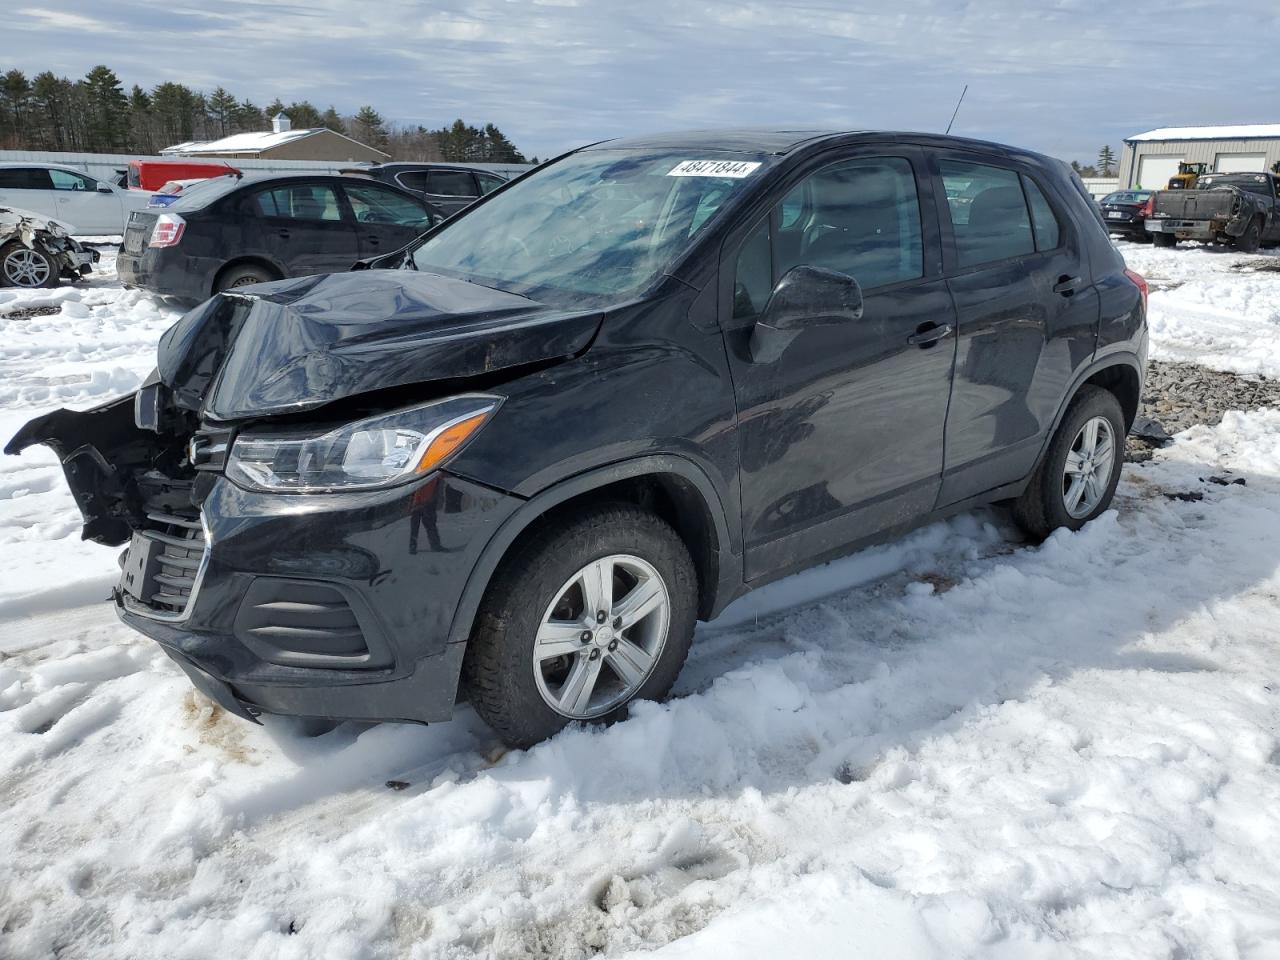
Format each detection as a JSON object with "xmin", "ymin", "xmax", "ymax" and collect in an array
[{"xmin": 123, "ymin": 511, "xmax": 208, "ymax": 618}]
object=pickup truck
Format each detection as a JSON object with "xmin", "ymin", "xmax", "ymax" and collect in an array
[{"xmin": 1144, "ymin": 171, "xmax": 1280, "ymax": 251}]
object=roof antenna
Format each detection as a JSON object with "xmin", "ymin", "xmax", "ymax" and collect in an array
[{"xmin": 945, "ymin": 84, "xmax": 968, "ymax": 136}]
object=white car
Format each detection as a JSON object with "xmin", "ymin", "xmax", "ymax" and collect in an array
[{"xmin": 0, "ymin": 163, "xmax": 154, "ymax": 235}]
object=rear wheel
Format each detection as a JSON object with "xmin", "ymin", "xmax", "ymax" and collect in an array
[
  {"xmin": 1152, "ymin": 232, "xmax": 1177, "ymax": 249},
  {"xmin": 0, "ymin": 241, "xmax": 57, "ymax": 288},
  {"xmin": 463, "ymin": 504, "xmax": 697, "ymax": 748},
  {"xmin": 1234, "ymin": 217, "xmax": 1263, "ymax": 253},
  {"xmin": 1013, "ymin": 386, "xmax": 1125, "ymax": 540},
  {"xmin": 213, "ymin": 262, "xmax": 279, "ymax": 293}
]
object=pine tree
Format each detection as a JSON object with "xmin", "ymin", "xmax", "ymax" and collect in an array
[
  {"xmin": 208, "ymin": 86, "xmax": 237, "ymax": 137},
  {"xmin": 320, "ymin": 106, "xmax": 345, "ymax": 134},
  {"xmin": 0, "ymin": 69, "xmax": 32, "ymax": 149},
  {"xmin": 350, "ymin": 105, "xmax": 388, "ymax": 150},
  {"xmin": 1097, "ymin": 145, "xmax": 1116, "ymax": 178}
]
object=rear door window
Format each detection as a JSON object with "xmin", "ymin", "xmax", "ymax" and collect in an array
[
  {"xmin": 0, "ymin": 167, "xmax": 53, "ymax": 189},
  {"xmin": 252, "ymin": 184, "xmax": 344, "ymax": 221},
  {"xmin": 343, "ymin": 183, "xmax": 434, "ymax": 228},
  {"xmin": 424, "ymin": 170, "xmax": 478, "ymax": 198},
  {"xmin": 940, "ymin": 160, "xmax": 1034, "ymax": 266}
]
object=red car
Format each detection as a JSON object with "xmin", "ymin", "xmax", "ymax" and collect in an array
[{"xmin": 126, "ymin": 160, "xmax": 241, "ymax": 192}]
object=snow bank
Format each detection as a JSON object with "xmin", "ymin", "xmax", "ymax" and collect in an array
[{"xmin": 1119, "ymin": 242, "xmax": 1280, "ymax": 379}]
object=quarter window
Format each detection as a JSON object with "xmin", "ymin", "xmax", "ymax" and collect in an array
[
  {"xmin": 426, "ymin": 171, "xmax": 478, "ymax": 197},
  {"xmin": 940, "ymin": 160, "xmax": 1034, "ymax": 266},
  {"xmin": 778, "ymin": 156, "xmax": 923, "ymax": 290},
  {"xmin": 253, "ymin": 185, "xmax": 343, "ymax": 221},
  {"xmin": 1022, "ymin": 176, "xmax": 1061, "ymax": 251},
  {"xmin": 477, "ymin": 172, "xmax": 506, "ymax": 194},
  {"xmin": 343, "ymin": 183, "xmax": 433, "ymax": 228}
]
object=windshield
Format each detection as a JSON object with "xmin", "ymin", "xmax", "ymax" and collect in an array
[{"xmin": 407, "ymin": 149, "xmax": 770, "ymax": 305}]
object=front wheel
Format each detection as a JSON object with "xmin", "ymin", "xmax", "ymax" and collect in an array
[
  {"xmin": 1013, "ymin": 386, "xmax": 1125, "ymax": 540},
  {"xmin": 0, "ymin": 241, "xmax": 57, "ymax": 288},
  {"xmin": 1152, "ymin": 232, "xmax": 1177, "ymax": 248},
  {"xmin": 464, "ymin": 504, "xmax": 697, "ymax": 748}
]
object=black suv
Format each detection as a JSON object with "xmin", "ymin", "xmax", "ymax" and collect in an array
[
  {"xmin": 116, "ymin": 173, "xmax": 439, "ymax": 302},
  {"xmin": 341, "ymin": 162, "xmax": 525, "ymax": 217},
  {"xmin": 10, "ymin": 130, "xmax": 1148, "ymax": 748}
]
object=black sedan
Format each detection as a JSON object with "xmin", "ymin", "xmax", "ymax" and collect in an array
[
  {"xmin": 1099, "ymin": 190, "xmax": 1154, "ymax": 242},
  {"xmin": 117, "ymin": 174, "xmax": 439, "ymax": 302}
]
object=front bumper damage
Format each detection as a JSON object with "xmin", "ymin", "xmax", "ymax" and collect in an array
[
  {"xmin": 6, "ymin": 386, "xmax": 523, "ymax": 725},
  {"xmin": 1, "ymin": 207, "xmax": 99, "ymax": 283}
]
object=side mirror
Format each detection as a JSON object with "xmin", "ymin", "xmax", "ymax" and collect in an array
[
  {"xmin": 96, "ymin": 183, "xmax": 114, "ymax": 194},
  {"xmin": 749, "ymin": 265, "xmax": 864, "ymax": 363}
]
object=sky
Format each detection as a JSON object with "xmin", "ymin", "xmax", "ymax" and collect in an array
[{"xmin": 7, "ymin": 0, "xmax": 1280, "ymax": 165}]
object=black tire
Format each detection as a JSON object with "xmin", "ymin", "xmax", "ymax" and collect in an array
[
  {"xmin": 1013, "ymin": 385, "xmax": 1126, "ymax": 540},
  {"xmin": 1152, "ymin": 232, "xmax": 1177, "ymax": 249},
  {"xmin": 0, "ymin": 241, "xmax": 57, "ymax": 289},
  {"xmin": 213, "ymin": 262, "xmax": 279, "ymax": 294},
  {"xmin": 463, "ymin": 504, "xmax": 697, "ymax": 748},
  {"xmin": 1234, "ymin": 217, "xmax": 1262, "ymax": 254}
]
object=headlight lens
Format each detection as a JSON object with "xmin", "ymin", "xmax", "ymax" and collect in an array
[{"xmin": 225, "ymin": 394, "xmax": 500, "ymax": 493}]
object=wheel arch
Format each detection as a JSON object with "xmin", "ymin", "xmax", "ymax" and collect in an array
[
  {"xmin": 211, "ymin": 256, "xmax": 284, "ymax": 295},
  {"xmin": 446, "ymin": 455, "xmax": 738, "ymax": 648}
]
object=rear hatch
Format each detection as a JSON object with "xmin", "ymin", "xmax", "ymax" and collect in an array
[
  {"xmin": 1152, "ymin": 190, "xmax": 1236, "ymax": 221},
  {"xmin": 123, "ymin": 210, "xmax": 157, "ymax": 255}
]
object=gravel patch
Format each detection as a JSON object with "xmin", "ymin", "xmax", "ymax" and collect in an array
[
  {"xmin": 0, "ymin": 305, "xmax": 61, "ymax": 320},
  {"xmin": 1128, "ymin": 360, "xmax": 1280, "ymax": 460}
]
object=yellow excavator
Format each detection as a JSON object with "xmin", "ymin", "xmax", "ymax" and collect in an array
[{"xmin": 1166, "ymin": 162, "xmax": 1208, "ymax": 190}]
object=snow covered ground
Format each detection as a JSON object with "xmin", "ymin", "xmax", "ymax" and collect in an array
[{"xmin": 2, "ymin": 245, "xmax": 1280, "ymax": 960}]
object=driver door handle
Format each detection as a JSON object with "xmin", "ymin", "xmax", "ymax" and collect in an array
[{"xmin": 907, "ymin": 322, "xmax": 953, "ymax": 347}]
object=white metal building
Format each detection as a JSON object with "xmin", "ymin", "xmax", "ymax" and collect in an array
[{"xmin": 1119, "ymin": 124, "xmax": 1280, "ymax": 190}]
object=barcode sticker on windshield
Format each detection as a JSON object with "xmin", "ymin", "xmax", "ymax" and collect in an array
[{"xmin": 667, "ymin": 160, "xmax": 761, "ymax": 178}]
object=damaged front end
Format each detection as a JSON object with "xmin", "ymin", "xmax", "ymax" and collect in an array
[
  {"xmin": 0, "ymin": 206, "xmax": 99, "ymax": 287},
  {"xmin": 4, "ymin": 270, "xmax": 596, "ymax": 724}
]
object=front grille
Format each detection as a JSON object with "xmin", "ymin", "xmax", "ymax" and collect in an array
[{"xmin": 137, "ymin": 511, "xmax": 207, "ymax": 617}]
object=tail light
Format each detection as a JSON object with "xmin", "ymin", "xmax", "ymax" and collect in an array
[
  {"xmin": 1125, "ymin": 269, "xmax": 1148, "ymax": 314},
  {"xmin": 1138, "ymin": 196, "xmax": 1154, "ymax": 217},
  {"xmin": 149, "ymin": 213, "xmax": 186, "ymax": 248}
]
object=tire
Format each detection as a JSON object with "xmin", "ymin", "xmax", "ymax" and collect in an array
[
  {"xmin": 1152, "ymin": 232, "xmax": 1177, "ymax": 249},
  {"xmin": 213, "ymin": 262, "xmax": 278, "ymax": 294},
  {"xmin": 1013, "ymin": 385, "xmax": 1125, "ymax": 540},
  {"xmin": 1234, "ymin": 217, "xmax": 1262, "ymax": 254},
  {"xmin": 0, "ymin": 241, "xmax": 57, "ymax": 289},
  {"xmin": 463, "ymin": 504, "xmax": 698, "ymax": 748}
]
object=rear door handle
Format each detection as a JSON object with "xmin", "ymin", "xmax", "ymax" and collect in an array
[
  {"xmin": 907, "ymin": 322, "xmax": 953, "ymax": 347},
  {"xmin": 1053, "ymin": 275, "xmax": 1082, "ymax": 296},
  {"xmin": 365, "ymin": 235, "xmax": 380, "ymax": 245},
  {"xmin": 277, "ymin": 228, "xmax": 290, "ymax": 239}
]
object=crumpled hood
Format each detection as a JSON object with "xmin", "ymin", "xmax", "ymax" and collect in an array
[{"xmin": 157, "ymin": 270, "xmax": 602, "ymax": 421}]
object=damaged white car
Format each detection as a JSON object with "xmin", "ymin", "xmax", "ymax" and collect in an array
[{"xmin": 0, "ymin": 207, "xmax": 99, "ymax": 289}]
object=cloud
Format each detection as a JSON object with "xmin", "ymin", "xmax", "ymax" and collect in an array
[{"xmin": 5, "ymin": 0, "xmax": 1280, "ymax": 163}]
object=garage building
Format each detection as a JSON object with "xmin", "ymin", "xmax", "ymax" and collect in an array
[
  {"xmin": 1119, "ymin": 124, "xmax": 1280, "ymax": 190},
  {"xmin": 162, "ymin": 113, "xmax": 389, "ymax": 164}
]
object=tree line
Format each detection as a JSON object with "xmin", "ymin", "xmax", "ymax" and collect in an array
[
  {"xmin": 1072, "ymin": 145, "xmax": 1117, "ymax": 179},
  {"xmin": 0, "ymin": 64, "xmax": 530, "ymax": 163}
]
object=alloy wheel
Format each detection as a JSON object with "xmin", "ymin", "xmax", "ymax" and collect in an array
[
  {"xmin": 3, "ymin": 249, "xmax": 51, "ymax": 287},
  {"xmin": 1062, "ymin": 415, "xmax": 1116, "ymax": 519},
  {"xmin": 532, "ymin": 554, "xmax": 671, "ymax": 719}
]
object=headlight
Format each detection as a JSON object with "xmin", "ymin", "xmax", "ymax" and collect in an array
[{"xmin": 225, "ymin": 395, "xmax": 500, "ymax": 493}]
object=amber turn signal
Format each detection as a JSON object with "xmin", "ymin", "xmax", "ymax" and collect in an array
[{"xmin": 415, "ymin": 413, "xmax": 491, "ymax": 474}]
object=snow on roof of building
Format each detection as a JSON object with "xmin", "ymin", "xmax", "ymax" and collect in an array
[
  {"xmin": 1127, "ymin": 124, "xmax": 1280, "ymax": 143},
  {"xmin": 161, "ymin": 127, "xmax": 320, "ymax": 155}
]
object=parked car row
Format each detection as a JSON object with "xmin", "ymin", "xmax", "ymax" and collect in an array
[{"xmin": 8, "ymin": 129, "xmax": 1149, "ymax": 748}]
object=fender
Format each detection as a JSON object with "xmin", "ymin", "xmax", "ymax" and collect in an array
[
  {"xmin": 444, "ymin": 454, "xmax": 740, "ymax": 646},
  {"xmin": 1031, "ymin": 351, "xmax": 1144, "ymax": 472}
]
